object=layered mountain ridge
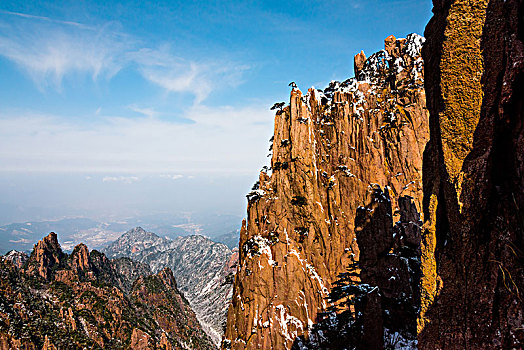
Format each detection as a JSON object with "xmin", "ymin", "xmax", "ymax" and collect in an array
[
  {"xmin": 0, "ymin": 232, "xmax": 214, "ymax": 349},
  {"xmin": 223, "ymin": 33, "xmax": 429, "ymax": 349},
  {"xmin": 104, "ymin": 227, "xmax": 238, "ymax": 347}
]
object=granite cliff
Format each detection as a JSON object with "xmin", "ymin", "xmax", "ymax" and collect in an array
[
  {"xmin": 0, "ymin": 232, "xmax": 214, "ymax": 349},
  {"xmin": 419, "ymin": 0, "xmax": 523, "ymax": 348},
  {"xmin": 223, "ymin": 33, "xmax": 429, "ymax": 349}
]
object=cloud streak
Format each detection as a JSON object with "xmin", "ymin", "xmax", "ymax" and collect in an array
[
  {"xmin": 0, "ymin": 104, "xmax": 274, "ymax": 174},
  {"xmin": 159, "ymin": 174, "xmax": 184, "ymax": 180},
  {"xmin": 129, "ymin": 47, "xmax": 248, "ymax": 103},
  {"xmin": 0, "ymin": 11, "xmax": 246, "ymax": 101},
  {"xmin": 0, "ymin": 10, "xmax": 93, "ymax": 29},
  {"xmin": 0, "ymin": 14, "xmax": 127, "ymax": 88},
  {"xmin": 102, "ymin": 176, "xmax": 140, "ymax": 184}
]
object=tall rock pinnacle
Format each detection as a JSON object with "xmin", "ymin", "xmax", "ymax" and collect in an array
[
  {"xmin": 25, "ymin": 232, "xmax": 65, "ymax": 281},
  {"xmin": 223, "ymin": 33, "xmax": 429, "ymax": 349}
]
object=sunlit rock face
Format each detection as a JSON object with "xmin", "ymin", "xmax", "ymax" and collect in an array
[
  {"xmin": 223, "ymin": 34, "xmax": 429, "ymax": 350},
  {"xmin": 419, "ymin": 0, "xmax": 524, "ymax": 348}
]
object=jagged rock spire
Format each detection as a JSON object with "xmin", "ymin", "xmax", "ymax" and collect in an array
[
  {"xmin": 25, "ymin": 232, "xmax": 65, "ymax": 280},
  {"xmin": 223, "ymin": 33, "xmax": 429, "ymax": 349}
]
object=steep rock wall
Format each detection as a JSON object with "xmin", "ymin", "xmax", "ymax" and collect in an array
[
  {"xmin": 223, "ymin": 34, "xmax": 429, "ymax": 349},
  {"xmin": 420, "ymin": 0, "xmax": 524, "ymax": 348}
]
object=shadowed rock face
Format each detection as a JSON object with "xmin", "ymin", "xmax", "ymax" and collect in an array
[
  {"xmin": 223, "ymin": 34, "xmax": 429, "ymax": 350},
  {"xmin": 0, "ymin": 233, "xmax": 214, "ymax": 350},
  {"xmin": 293, "ymin": 187, "xmax": 422, "ymax": 350},
  {"xmin": 420, "ymin": 0, "xmax": 524, "ymax": 348}
]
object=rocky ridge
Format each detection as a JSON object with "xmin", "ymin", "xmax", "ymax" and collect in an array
[
  {"xmin": 104, "ymin": 227, "xmax": 237, "ymax": 347},
  {"xmin": 3, "ymin": 250, "xmax": 28, "ymax": 269},
  {"xmin": 0, "ymin": 232, "xmax": 214, "ymax": 349},
  {"xmin": 223, "ymin": 33, "xmax": 429, "ymax": 349}
]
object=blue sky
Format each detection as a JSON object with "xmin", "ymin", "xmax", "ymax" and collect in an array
[{"xmin": 0, "ymin": 0, "xmax": 432, "ymax": 222}]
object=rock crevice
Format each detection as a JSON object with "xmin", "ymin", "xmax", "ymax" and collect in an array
[{"xmin": 419, "ymin": 0, "xmax": 524, "ymax": 348}]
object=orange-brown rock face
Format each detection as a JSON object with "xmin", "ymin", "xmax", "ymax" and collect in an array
[
  {"xmin": 130, "ymin": 328, "xmax": 154, "ymax": 350},
  {"xmin": 223, "ymin": 34, "xmax": 429, "ymax": 349},
  {"xmin": 25, "ymin": 232, "xmax": 65, "ymax": 280},
  {"xmin": 70, "ymin": 243, "xmax": 91, "ymax": 271},
  {"xmin": 419, "ymin": 0, "xmax": 523, "ymax": 348},
  {"xmin": 131, "ymin": 268, "xmax": 212, "ymax": 348}
]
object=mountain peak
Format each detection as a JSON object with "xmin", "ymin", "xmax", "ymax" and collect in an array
[
  {"xmin": 156, "ymin": 267, "xmax": 178, "ymax": 289},
  {"xmin": 128, "ymin": 226, "xmax": 146, "ymax": 233},
  {"xmin": 103, "ymin": 229, "xmax": 236, "ymax": 346},
  {"xmin": 4, "ymin": 250, "xmax": 28, "ymax": 269},
  {"xmin": 25, "ymin": 232, "xmax": 65, "ymax": 280},
  {"xmin": 103, "ymin": 227, "xmax": 166, "ymax": 259},
  {"xmin": 0, "ymin": 233, "xmax": 214, "ymax": 348},
  {"xmin": 124, "ymin": 226, "xmax": 158, "ymax": 239},
  {"xmin": 223, "ymin": 33, "xmax": 429, "ymax": 349},
  {"xmin": 119, "ymin": 226, "xmax": 154, "ymax": 240},
  {"xmin": 42, "ymin": 231, "xmax": 59, "ymax": 246}
]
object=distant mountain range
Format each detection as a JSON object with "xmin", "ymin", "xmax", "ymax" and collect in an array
[
  {"xmin": 0, "ymin": 232, "xmax": 214, "ymax": 349},
  {"xmin": 0, "ymin": 213, "xmax": 241, "ymax": 254},
  {"xmin": 103, "ymin": 227, "xmax": 238, "ymax": 347},
  {"xmin": 0, "ymin": 214, "xmax": 241, "ymax": 347}
]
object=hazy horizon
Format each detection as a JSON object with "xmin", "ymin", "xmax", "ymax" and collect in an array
[{"xmin": 0, "ymin": 172, "xmax": 254, "ymax": 226}]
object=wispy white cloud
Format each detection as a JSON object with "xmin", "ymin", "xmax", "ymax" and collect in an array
[
  {"xmin": 0, "ymin": 10, "xmax": 247, "ymax": 102},
  {"xmin": 0, "ymin": 10, "xmax": 93, "ymax": 29},
  {"xmin": 102, "ymin": 176, "xmax": 139, "ymax": 184},
  {"xmin": 0, "ymin": 104, "xmax": 274, "ymax": 173},
  {"xmin": 159, "ymin": 174, "xmax": 184, "ymax": 180},
  {"xmin": 9, "ymin": 238, "xmax": 31, "ymax": 244},
  {"xmin": 128, "ymin": 47, "xmax": 248, "ymax": 103},
  {"xmin": 0, "ymin": 15, "xmax": 128, "ymax": 89},
  {"xmin": 128, "ymin": 105, "xmax": 157, "ymax": 119}
]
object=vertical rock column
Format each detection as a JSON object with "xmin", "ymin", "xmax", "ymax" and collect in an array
[
  {"xmin": 420, "ymin": 0, "xmax": 523, "ymax": 348},
  {"xmin": 223, "ymin": 34, "xmax": 430, "ymax": 350}
]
